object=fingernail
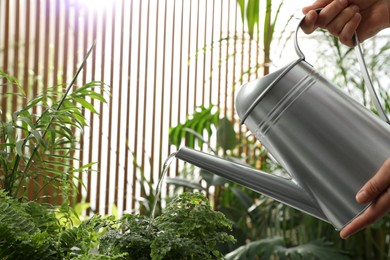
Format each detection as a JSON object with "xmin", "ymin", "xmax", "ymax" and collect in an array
[
  {"xmin": 306, "ymin": 11, "xmax": 315, "ymax": 21},
  {"xmin": 339, "ymin": 0, "xmax": 348, "ymax": 6},
  {"xmin": 356, "ymin": 190, "xmax": 368, "ymax": 203}
]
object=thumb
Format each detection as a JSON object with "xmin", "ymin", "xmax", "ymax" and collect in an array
[{"xmin": 356, "ymin": 159, "xmax": 390, "ymax": 204}]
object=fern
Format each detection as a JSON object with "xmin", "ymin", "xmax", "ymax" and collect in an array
[
  {"xmin": 0, "ymin": 190, "xmax": 120, "ymax": 259},
  {"xmin": 0, "ymin": 190, "xmax": 60, "ymax": 259}
]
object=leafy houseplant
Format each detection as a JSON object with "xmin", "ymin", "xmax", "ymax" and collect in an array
[
  {"xmin": 0, "ymin": 189, "xmax": 234, "ymax": 259},
  {"xmin": 0, "ymin": 43, "xmax": 105, "ymax": 202},
  {"xmin": 99, "ymin": 192, "xmax": 235, "ymax": 259},
  {"xmin": 0, "ymin": 64, "xmax": 235, "ymax": 258}
]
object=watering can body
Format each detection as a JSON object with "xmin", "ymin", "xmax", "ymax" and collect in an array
[
  {"xmin": 176, "ymin": 13, "xmax": 390, "ymax": 231},
  {"xmin": 236, "ymin": 59, "xmax": 390, "ymax": 229}
]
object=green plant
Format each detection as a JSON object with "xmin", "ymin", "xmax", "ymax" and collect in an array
[
  {"xmin": 99, "ymin": 192, "xmax": 235, "ymax": 259},
  {"xmin": 0, "ymin": 189, "xmax": 114, "ymax": 259},
  {"xmin": 0, "ymin": 45, "xmax": 114, "ymax": 258},
  {"xmin": 0, "ymin": 189, "xmax": 235, "ymax": 259},
  {"xmin": 0, "ymin": 49, "xmax": 107, "ymax": 202}
]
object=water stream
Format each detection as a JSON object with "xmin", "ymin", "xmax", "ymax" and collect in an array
[{"xmin": 149, "ymin": 152, "xmax": 177, "ymax": 223}]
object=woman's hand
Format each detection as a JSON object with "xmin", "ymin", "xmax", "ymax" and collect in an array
[
  {"xmin": 340, "ymin": 159, "xmax": 390, "ymax": 239},
  {"xmin": 301, "ymin": 0, "xmax": 390, "ymax": 47}
]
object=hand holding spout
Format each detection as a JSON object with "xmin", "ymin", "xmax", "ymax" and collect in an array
[
  {"xmin": 300, "ymin": 0, "xmax": 390, "ymax": 47},
  {"xmin": 340, "ymin": 159, "xmax": 390, "ymax": 239}
]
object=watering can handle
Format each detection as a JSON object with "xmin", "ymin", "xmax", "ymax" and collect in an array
[{"xmin": 295, "ymin": 9, "xmax": 389, "ymax": 123}]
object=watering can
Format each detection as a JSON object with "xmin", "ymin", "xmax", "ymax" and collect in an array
[{"xmin": 175, "ymin": 10, "xmax": 390, "ymax": 231}]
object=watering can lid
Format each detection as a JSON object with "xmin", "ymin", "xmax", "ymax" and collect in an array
[{"xmin": 236, "ymin": 60, "xmax": 300, "ymax": 124}]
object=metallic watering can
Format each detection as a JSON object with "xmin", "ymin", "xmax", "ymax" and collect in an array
[{"xmin": 176, "ymin": 11, "xmax": 390, "ymax": 230}]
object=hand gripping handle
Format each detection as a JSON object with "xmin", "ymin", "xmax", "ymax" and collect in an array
[{"xmin": 295, "ymin": 9, "xmax": 389, "ymax": 123}]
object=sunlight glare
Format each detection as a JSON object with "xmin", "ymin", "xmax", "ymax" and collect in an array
[{"xmin": 78, "ymin": 0, "xmax": 115, "ymax": 12}]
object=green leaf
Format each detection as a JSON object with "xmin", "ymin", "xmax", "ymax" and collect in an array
[
  {"xmin": 247, "ymin": 0, "xmax": 260, "ymax": 38},
  {"xmin": 237, "ymin": 0, "xmax": 245, "ymax": 24},
  {"xmin": 15, "ymin": 140, "xmax": 25, "ymax": 158},
  {"xmin": 217, "ymin": 117, "xmax": 237, "ymax": 150},
  {"xmin": 31, "ymin": 130, "xmax": 46, "ymax": 149},
  {"xmin": 169, "ymin": 105, "xmax": 219, "ymax": 149},
  {"xmin": 225, "ymin": 237, "xmax": 285, "ymax": 259},
  {"xmin": 231, "ymin": 187, "xmax": 253, "ymax": 210},
  {"xmin": 73, "ymin": 97, "xmax": 97, "ymax": 113}
]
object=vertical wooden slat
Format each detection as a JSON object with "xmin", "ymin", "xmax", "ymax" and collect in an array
[
  {"xmin": 81, "ymin": 6, "xmax": 89, "ymax": 85},
  {"xmin": 123, "ymin": 0, "xmax": 134, "ymax": 213},
  {"xmin": 62, "ymin": 0, "xmax": 72, "ymax": 205},
  {"xmin": 13, "ymin": 0, "xmax": 20, "ymax": 108},
  {"xmin": 134, "ymin": 0, "xmax": 143, "ymax": 203},
  {"xmin": 87, "ymin": 3, "xmax": 98, "ymax": 211},
  {"xmin": 201, "ymin": 0, "xmax": 207, "ymax": 106},
  {"xmin": 224, "ymin": 0, "xmax": 231, "ymax": 119},
  {"xmin": 28, "ymin": 0, "xmax": 41, "ymax": 200},
  {"xmin": 43, "ymin": 0, "xmax": 54, "ymax": 204},
  {"xmin": 52, "ymin": 0, "xmax": 61, "ymax": 205},
  {"xmin": 157, "ymin": 0, "xmax": 168, "ymax": 195},
  {"xmin": 114, "ymin": 0, "xmax": 125, "ymax": 210},
  {"xmin": 53, "ymin": 0, "xmax": 60, "ymax": 87},
  {"xmin": 167, "ymin": 0, "xmax": 176, "ymax": 177},
  {"xmin": 238, "ymin": 0, "xmax": 245, "ymax": 157},
  {"xmin": 22, "ymin": 0, "xmax": 31, "ymax": 104},
  {"xmin": 81, "ymin": 1, "xmax": 90, "ymax": 214},
  {"xmin": 174, "ymin": 0, "xmax": 185, "ymax": 177},
  {"xmin": 2, "ymin": 0, "xmax": 10, "ymax": 76},
  {"xmin": 185, "ymin": 0, "xmax": 192, "ymax": 118},
  {"xmin": 96, "ymin": 5, "xmax": 107, "ymax": 214},
  {"xmin": 72, "ymin": 2, "xmax": 79, "ymax": 78},
  {"xmin": 43, "ymin": 0, "xmax": 50, "ymax": 90},
  {"xmin": 62, "ymin": 0, "xmax": 69, "ymax": 86},
  {"xmin": 246, "ymin": 1, "xmax": 253, "ymax": 161},
  {"xmin": 209, "ymin": 0, "xmax": 215, "ymax": 106},
  {"xmin": 231, "ymin": 1, "xmax": 238, "ymax": 122},
  {"xmin": 193, "ymin": 0, "xmax": 200, "ymax": 108},
  {"xmin": 74, "ymin": 1, "xmax": 82, "ymax": 203},
  {"xmin": 150, "ymin": 0, "xmax": 160, "ymax": 188},
  {"xmin": 140, "ymin": 0, "xmax": 150, "ymax": 188},
  {"xmin": 1, "ymin": 0, "xmax": 10, "ymax": 123},
  {"xmin": 217, "ymin": 0, "xmax": 223, "ymax": 109},
  {"xmin": 104, "ymin": 1, "xmax": 116, "ymax": 215}
]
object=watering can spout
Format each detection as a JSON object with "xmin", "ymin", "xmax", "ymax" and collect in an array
[{"xmin": 175, "ymin": 147, "xmax": 328, "ymax": 222}]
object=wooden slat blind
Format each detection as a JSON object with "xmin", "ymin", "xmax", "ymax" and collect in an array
[{"xmin": 0, "ymin": 0, "xmax": 262, "ymax": 215}]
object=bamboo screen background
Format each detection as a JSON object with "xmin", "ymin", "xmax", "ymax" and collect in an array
[{"xmin": 0, "ymin": 0, "xmax": 294, "ymax": 215}]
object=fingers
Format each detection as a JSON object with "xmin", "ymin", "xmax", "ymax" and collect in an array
[
  {"xmin": 356, "ymin": 158, "xmax": 390, "ymax": 204},
  {"xmin": 340, "ymin": 186, "xmax": 390, "ymax": 239},
  {"xmin": 302, "ymin": 0, "xmax": 334, "ymax": 14},
  {"xmin": 301, "ymin": 10, "xmax": 319, "ymax": 34},
  {"xmin": 324, "ymin": 5, "xmax": 358, "ymax": 34},
  {"xmin": 301, "ymin": 0, "xmax": 361, "ymax": 47},
  {"xmin": 338, "ymin": 12, "xmax": 361, "ymax": 47},
  {"xmin": 340, "ymin": 159, "xmax": 390, "ymax": 239},
  {"xmin": 315, "ymin": 0, "xmax": 349, "ymax": 27}
]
